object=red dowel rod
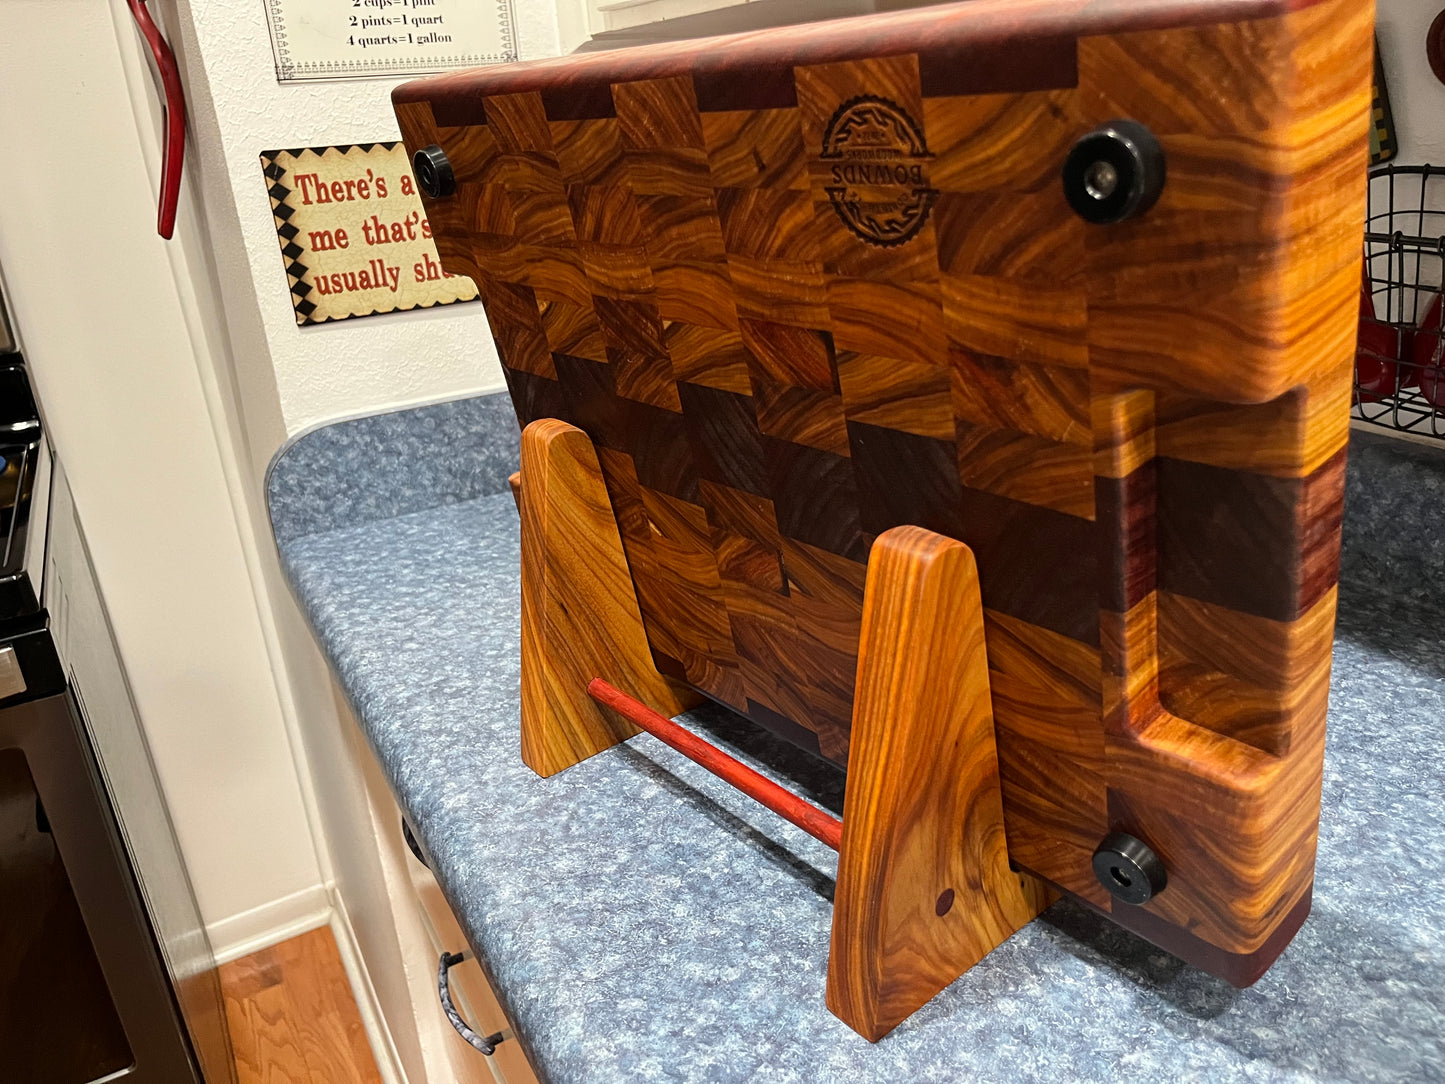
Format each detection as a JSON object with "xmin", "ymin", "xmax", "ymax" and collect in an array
[{"xmin": 587, "ymin": 678, "xmax": 844, "ymax": 851}]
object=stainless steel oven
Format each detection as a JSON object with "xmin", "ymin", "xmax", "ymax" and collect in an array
[{"xmin": 0, "ymin": 313, "xmax": 233, "ymax": 1081}]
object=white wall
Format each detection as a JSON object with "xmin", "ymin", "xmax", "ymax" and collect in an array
[
  {"xmin": 177, "ymin": 0, "xmax": 566, "ymax": 440},
  {"xmin": 142, "ymin": 3, "xmax": 566, "ymax": 1071},
  {"xmin": 1377, "ymin": 0, "xmax": 1445, "ymax": 163},
  {"xmin": 148, "ymin": 0, "xmax": 570, "ymax": 964},
  {"xmin": 0, "ymin": 0, "xmax": 580, "ymax": 976},
  {"xmin": 0, "ymin": 0, "xmax": 326, "ymax": 950}
]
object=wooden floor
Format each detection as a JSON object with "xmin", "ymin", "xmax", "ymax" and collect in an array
[{"xmin": 220, "ymin": 926, "xmax": 383, "ymax": 1084}]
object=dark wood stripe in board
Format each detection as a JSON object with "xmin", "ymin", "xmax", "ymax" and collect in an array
[
  {"xmin": 1073, "ymin": 0, "xmax": 1324, "ymax": 35},
  {"xmin": 627, "ymin": 400, "xmax": 702, "ymax": 503},
  {"xmin": 1297, "ymin": 444, "xmax": 1348, "ymax": 621},
  {"xmin": 1140, "ymin": 882, "xmax": 1315, "ymax": 988},
  {"xmin": 745, "ymin": 698, "xmax": 824, "ymax": 758},
  {"xmin": 1026, "ymin": 864, "xmax": 1314, "ymax": 987},
  {"xmin": 956, "ymin": 483, "xmax": 1099, "ymax": 648},
  {"xmin": 847, "ymin": 420, "xmax": 963, "ymax": 540},
  {"xmin": 1095, "ymin": 465, "xmax": 1156, "ymax": 614},
  {"xmin": 760, "ymin": 435, "xmax": 868, "ymax": 563},
  {"xmin": 502, "ymin": 367, "xmax": 569, "ymax": 429},
  {"xmin": 918, "ymin": 32, "xmax": 1078, "ymax": 98},
  {"xmin": 1106, "ymin": 875, "xmax": 1315, "ymax": 988},
  {"xmin": 551, "ymin": 352, "xmax": 632, "ymax": 453},
  {"xmin": 843, "ymin": 419, "xmax": 1098, "ymax": 645},
  {"xmin": 651, "ymin": 646, "xmax": 690, "ymax": 684},
  {"xmin": 1156, "ymin": 447, "xmax": 1345, "ymax": 623},
  {"xmin": 693, "ymin": 62, "xmax": 798, "ymax": 112},
  {"xmin": 541, "ymin": 81, "xmax": 617, "ymax": 120},
  {"xmin": 426, "ymin": 88, "xmax": 489, "ymax": 129},
  {"xmin": 677, "ymin": 381, "xmax": 772, "ymax": 499},
  {"xmin": 393, "ymin": 0, "xmax": 1316, "ymax": 110}
]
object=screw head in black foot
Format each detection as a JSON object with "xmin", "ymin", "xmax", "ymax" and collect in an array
[
  {"xmin": 1062, "ymin": 120, "xmax": 1165, "ymax": 224},
  {"xmin": 413, "ymin": 144, "xmax": 456, "ymax": 199},
  {"xmin": 1092, "ymin": 831, "xmax": 1167, "ymax": 905}
]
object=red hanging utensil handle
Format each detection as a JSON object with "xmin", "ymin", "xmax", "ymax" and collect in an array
[
  {"xmin": 587, "ymin": 678, "xmax": 844, "ymax": 851},
  {"xmin": 126, "ymin": 0, "xmax": 186, "ymax": 239}
]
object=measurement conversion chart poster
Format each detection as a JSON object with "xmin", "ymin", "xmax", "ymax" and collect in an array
[
  {"xmin": 260, "ymin": 143, "xmax": 480, "ymax": 325},
  {"xmin": 265, "ymin": 0, "xmax": 517, "ymax": 82}
]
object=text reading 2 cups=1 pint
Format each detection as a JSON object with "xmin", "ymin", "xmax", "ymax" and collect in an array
[
  {"xmin": 352, "ymin": 0, "xmax": 445, "ymax": 26},
  {"xmin": 353, "ymin": 0, "xmax": 444, "ymax": 9},
  {"xmin": 349, "ymin": 0, "xmax": 448, "ymax": 47}
]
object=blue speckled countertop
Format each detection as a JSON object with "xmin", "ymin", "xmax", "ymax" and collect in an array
[{"xmin": 269, "ymin": 396, "xmax": 1445, "ymax": 1082}]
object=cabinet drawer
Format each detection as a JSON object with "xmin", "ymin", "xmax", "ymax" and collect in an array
[
  {"xmin": 409, "ymin": 850, "xmax": 462, "ymax": 953},
  {"xmin": 402, "ymin": 821, "xmax": 539, "ymax": 1084}
]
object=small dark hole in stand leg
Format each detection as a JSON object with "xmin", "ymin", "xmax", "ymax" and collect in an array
[
  {"xmin": 1110, "ymin": 867, "xmax": 1133, "ymax": 888},
  {"xmin": 935, "ymin": 888, "xmax": 955, "ymax": 916}
]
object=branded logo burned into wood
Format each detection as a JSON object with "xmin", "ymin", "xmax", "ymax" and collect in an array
[
  {"xmin": 259, "ymin": 142, "xmax": 478, "ymax": 326},
  {"xmin": 820, "ymin": 95, "xmax": 938, "ymax": 248}
]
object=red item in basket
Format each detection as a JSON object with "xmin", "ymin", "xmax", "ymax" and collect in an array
[
  {"xmin": 1355, "ymin": 279, "xmax": 1401, "ymax": 402},
  {"xmin": 1414, "ymin": 292, "xmax": 1445, "ymax": 411}
]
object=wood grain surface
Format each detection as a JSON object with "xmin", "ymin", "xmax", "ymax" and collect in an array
[
  {"xmin": 520, "ymin": 419, "xmax": 699, "ymax": 776},
  {"xmin": 401, "ymin": 0, "xmax": 1371, "ymax": 984},
  {"xmin": 828, "ymin": 527, "xmax": 1049, "ymax": 1041},
  {"xmin": 220, "ymin": 926, "xmax": 380, "ymax": 1084}
]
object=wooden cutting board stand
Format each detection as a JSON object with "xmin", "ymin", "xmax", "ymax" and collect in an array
[{"xmin": 513, "ymin": 417, "xmax": 1049, "ymax": 1041}]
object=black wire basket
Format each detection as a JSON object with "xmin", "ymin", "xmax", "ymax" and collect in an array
[{"xmin": 1357, "ymin": 164, "xmax": 1445, "ymax": 437}]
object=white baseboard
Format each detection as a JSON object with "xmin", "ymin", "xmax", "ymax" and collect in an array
[
  {"xmin": 207, "ymin": 883, "xmax": 331, "ymax": 965},
  {"xmin": 329, "ymin": 888, "xmax": 409, "ymax": 1084}
]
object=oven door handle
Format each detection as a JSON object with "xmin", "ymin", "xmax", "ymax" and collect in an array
[{"xmin": 125, "ymin": 0, "xmax": 186, "ymax": 239}]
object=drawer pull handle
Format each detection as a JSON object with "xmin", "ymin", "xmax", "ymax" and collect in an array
[
  {"xmin": 437, "ymin": 951, "xmax": 506, "ymax": 1057},
  {"xmin": 402, "ymin": 816, "xmax": 429, "ymax": 870}
]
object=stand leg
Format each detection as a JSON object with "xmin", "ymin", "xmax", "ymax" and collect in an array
[
  {"xmin": 518, "ymin": 419, "xmax": 700, "ymax": 777},
  {"xmin": 827, "ymin": 526, "xmax": 1051, "ymax": 1041}
]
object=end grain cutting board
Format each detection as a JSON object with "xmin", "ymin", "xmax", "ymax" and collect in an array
[{"xmin": 395, "ymin": 0, "xmax": 1372, "ymax": 986}]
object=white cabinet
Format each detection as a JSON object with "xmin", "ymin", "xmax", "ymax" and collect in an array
[
  {"xmin": 338, "ymin": 687, "xmax": 539, "ymax": 1084},
  {"xmin": 406, "ymin": 850, "xmax": 541, "ymax": 1084}
]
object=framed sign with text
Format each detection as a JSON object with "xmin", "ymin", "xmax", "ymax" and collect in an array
[
  {"xmin": 260, "ymin": 142, "xmax": 479, "ymax": 326},
  {"xmin": 1369, "ymin": 38, "xmax": 1397, "ymax": 165},
  {"xmin": 264, "ymin": 0, "xmax": 516, "ymax": 83}
]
